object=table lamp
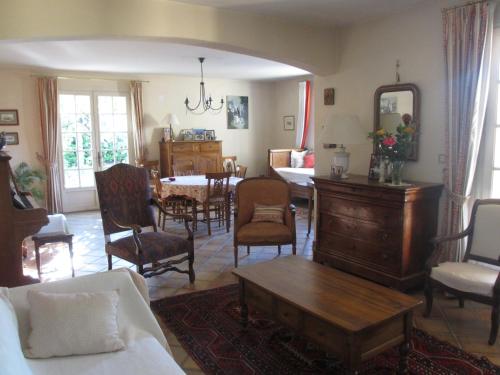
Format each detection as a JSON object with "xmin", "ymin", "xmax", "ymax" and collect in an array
[{"xmin": 320, "ymin": 114, "xmax": 365, "ymax": 179}]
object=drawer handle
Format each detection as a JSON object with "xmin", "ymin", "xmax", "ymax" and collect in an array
[{"xmin": 382, "ymin": 233, "xmax": 389, "ymax": 240}]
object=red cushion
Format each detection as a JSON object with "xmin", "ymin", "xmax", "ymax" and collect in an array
[{"xmin": 303, "ymin": 153, "xmax": 315, "ymax": 168}]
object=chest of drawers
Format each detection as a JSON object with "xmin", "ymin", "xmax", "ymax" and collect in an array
[{"xmin": 312, "ymin": 175, "xmax": 443, "ymax": 290}]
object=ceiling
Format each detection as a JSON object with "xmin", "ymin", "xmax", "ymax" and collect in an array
[
  {"xmin": 0, "ymin": 40, "xmax": 310, "ymax": 80},
  {"xmin": 173, "ymin": 0, "xmax": 429, "ymax": 27}
]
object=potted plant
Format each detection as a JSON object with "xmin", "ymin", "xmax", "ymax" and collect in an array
[
  {"xmin": 14, "ymin": 162, "xmax": 45, "ymax": 204},
  {"xmin": 368, "ymin": 114, "xmax": 416, "ymax": 185}
]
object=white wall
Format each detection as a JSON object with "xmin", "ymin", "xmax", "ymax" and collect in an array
[{"xmin": 314, "ymin": 0, "xmax": 446, "ymax": 183}]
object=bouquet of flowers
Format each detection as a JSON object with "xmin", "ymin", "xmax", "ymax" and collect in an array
[{"xmin": 368, "ymin": 114, "xmax": 415, "ymax": 162}]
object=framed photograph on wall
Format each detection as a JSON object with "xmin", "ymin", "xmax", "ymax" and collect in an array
[
  {"xmin": 0, "ymin": 110, "xmax": 19, "ymax": 125},
  {"xmin": 4, "ymin": 132, "xmax": 19, "ymax": 145},
  {"xmin": 283, "ymin": 116, "xmax": 295, "ymax": 131},
  {"xmin": 227, "ymin": 95, "xmax": 249, "ymax": 129},
  {"xmin": 324, "ymin": 88, "xmax": 335, "ymax": 105}
]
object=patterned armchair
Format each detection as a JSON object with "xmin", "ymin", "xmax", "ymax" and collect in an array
[{"xmin": 95, "ymin": 163, "xmax": 194, "ymax": 281}]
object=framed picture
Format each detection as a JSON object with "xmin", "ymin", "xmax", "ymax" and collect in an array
[
  {"xmin": 4, "ymin": 132, "xmax": 19, "ymax": 145},
  {"xmin": 163, "ymin": 127, "xmax": 172, "ymax": 141},
  {"xmin": 204, "ymin": 130, "xmax": 216, "ymax": 140},
  {"xmin": 182, "ymin": 129, "xmax": 193, "ymax": 141},
  {"xmin": 324, "ymin": 88, "xmax": 335, "ymax": 105},
  {"xmin": 380, "ymin": 96, "xmax": 398, "ymax": 113},
  {"xmin": 283, "ymin": 116, "xmax": 295, "ymax": 131},
  {"xmin": 0, "ymin": 110, "xmax": 19, "ymax": 125},
  {"xmin": 368, "ymin": 154, "xmax": 381, "ymax": 180},
  {"xmin": 193, "ymin": 128, "xmax": 205, "ymax": 141},
  {"xmin": 227, "ymin": 95, "xmax": 249, "ymax": 129}
]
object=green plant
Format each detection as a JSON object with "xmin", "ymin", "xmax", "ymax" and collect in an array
[{"xmin": 14, "ymin": 162, "xmax": 45, "ymax": 202}]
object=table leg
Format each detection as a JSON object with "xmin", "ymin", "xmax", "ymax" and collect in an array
[
  {"xmin": 307, "ymin": 195, "xmax": 312, "ymax": 236},
  {"xmin": 239, "ymin": 279, "xmax": 248, "ymax": 329},
  {"xmin": 398, "ymin": 312, "xmax": 412, "ymax": 374}
]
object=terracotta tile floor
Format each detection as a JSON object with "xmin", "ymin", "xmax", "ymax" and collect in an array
[{"xmin": 22, "ymin": 207, "xmax": 500, "ymax": 372}]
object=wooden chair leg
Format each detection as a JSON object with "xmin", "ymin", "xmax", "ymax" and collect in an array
[
  {"xmin": 459, "ymin": 298, "xmax": 465, "ymax": 308},
  {"xmin": 292, "ymin": 243, "xmax": 296, "ymax": 255},
  {"xmin": 278, "ymin": 245, "xmax": 281, "ymax": 255},
  {"xmin": 247, "ymin": 246, "xmax": 250, "ymax": 255},
  {"xmin": 307, "ymin": 196, "xmax": 312, "ymax": 237},
  {"xmin": 234, "ymin": 246, "xmax": 239, "ymax": 268},
  {"xmin": 138, "ymin": 264, "xmax": 144, "ymax": 275},
  {"xmin": 68, "ymin": 240, "xmax": 75, "ymax": 278},
  {"xmin": 423, "ymin": 278, "xmax": 433, "ymax": 318},
  {"xmin": 188, "ymin": 251, "xmax": 195, "ymax": 283},
  {"xmin": 107, "ymin": 254, "xmax": 113, "ymax": 270},
  {"xmin": 489, "ymin": 301, "xmax": 500, "ymax": 345},
  {"xmin": 35, "ymin": 243, "xmax": 42, "ymax": 280},
  {"xmin": 226, "ymin": 202, "xmax": 231, "ymax": 233},
  {"xmin": 205, "ymin": 204, "xmax": 211, "ymax": 236}
]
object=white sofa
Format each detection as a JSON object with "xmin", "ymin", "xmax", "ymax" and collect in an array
[{"xmin": 1, "ymin": 269, "xmax": 185, "ymax": 375}]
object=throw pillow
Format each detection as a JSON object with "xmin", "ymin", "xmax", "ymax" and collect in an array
[
  {"xmin": 25, "ymin": 290, "xmax": 124, "ymax": 358},
  {"xmin": 291, "ymin": 150, "xmax": 307, "ymax": 168},
  {"xmin": 251, "ymin": 204, "xmax": 285, "ymax": 224},
  {"xmin": 0, "ymin": 288, "xmax": 33, "ymax": 375},
  {"xmin": 303, "ymin": 152, "xmax": 315, "ymax": 168}
]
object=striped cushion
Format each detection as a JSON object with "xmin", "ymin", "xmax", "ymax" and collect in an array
[{"xmin": 251, "ymin": 204, "xmax": 285, "ymax": 224}]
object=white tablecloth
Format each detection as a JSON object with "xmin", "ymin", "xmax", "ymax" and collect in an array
[{"xmin": 160, "ymin": 175, "xmax": 242, "ymax": 203}]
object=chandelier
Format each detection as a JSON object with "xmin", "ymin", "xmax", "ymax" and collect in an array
[{"xmin": 184, "ymin": 57, "xmax": 224, "ymax": 114}]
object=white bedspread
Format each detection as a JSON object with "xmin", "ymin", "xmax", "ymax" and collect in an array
[{"xmin": 274, "ymin": 167, "xmax": 314, "ymax": 185}]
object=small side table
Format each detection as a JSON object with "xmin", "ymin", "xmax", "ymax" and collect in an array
[{"xmin": 290, "ymin": 182, "xmax": 314, "ymax": 236}]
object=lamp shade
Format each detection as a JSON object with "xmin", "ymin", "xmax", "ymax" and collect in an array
[
  {"xmin": 320, "ymin": 114, "xmax": 366, "ymax": 145},
  {"xmin": 167, "ymin": 113, "xmax": 180, "ymax": 126}
]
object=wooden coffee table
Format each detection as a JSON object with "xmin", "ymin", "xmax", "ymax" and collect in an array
[{"xmin": 232, "ymin": 256, "xmax": 421, "ymax": 374}]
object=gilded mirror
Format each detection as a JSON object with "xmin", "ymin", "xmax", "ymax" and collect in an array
[{"xmin": 374, "ymin": 83, "xmax": 420, "ymax": 161}]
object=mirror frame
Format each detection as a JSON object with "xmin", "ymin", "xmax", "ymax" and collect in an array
[{"xmin": 373, "ymin": 83, "xmax": 420, "ymax": 161}]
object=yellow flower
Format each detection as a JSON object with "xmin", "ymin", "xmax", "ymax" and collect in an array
[
  {"xmin": 376, "ymin": 128, "xmax": 386, "ymax": 136},
  {"xmin": 403, "ymin": 127, "xmax": 415, "ymax": 134}
]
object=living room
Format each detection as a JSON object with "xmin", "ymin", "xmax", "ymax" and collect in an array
[{"xmin": 2, "ymin": 0, "xmax": 500, "ymax": 374}]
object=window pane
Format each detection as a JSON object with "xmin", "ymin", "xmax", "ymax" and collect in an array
[
  {"xmin": 115, "ymin": 149, "xmax": 128, "ymax": 164},
  {"xmin": 102, "ymin": 150, "xmax": 115, "ymax": 168},
  {"xmin": 78, "ymin": 151, "xmax": 93, "ymax": 169},
  {"xmin": 76, "ymin": 113, "xmax": 91, "ymax": 132},
  {"xmin": 60, "ymin": 95, "xmax": 75, "ymax": 114},
  {"xmin": 114, "ymin": 114, "xmax": 128, "ymax": 132},
  {"xmin": 115, "ymin": 133, "xmax": 128, "ymax": 150},
  {"xmin": 62, "ymin": 134, "xmax": 76, "ymax": 151},
  {"xmin": 100, "ymin": 133, "xmax": 114, "ymax": 150},
  {"xmin": 61, "ymin": 114, "xmax": 76, "ymax": 132},
  {"xmin": 75, "ymin": 95, "xmax": 90, "ymax": 113},
  {"xmin": 497, "ymin": 84, "xmax": 500, "ymax": 125},
  {"xmin": 63, "ymin": 152, "xmax": 77, "ymax": 169},
  {"xmin": 113, "ymin": 97, "xmax": 126, "ymax": 113},
  {"xmin": 492, "ymin": 170, "xmax": 500, "ymax": 198},
  {"xmin": 79, "ymin": 170, "xmax": 95, "ymax": 187},
  {"xmin": 99, "ymin": 114, "xmax": 114, "ymax": 132},
  {"xmin": 64, "ymin": 170, "xmax": 79, "ymax": 188},
  {"xmin": 98, "ymin": 96, "xmax": 112, "ymax": 113},
  {"xmin": 78, "ymin": 133, "xmax": 92, "ymax": 150}
]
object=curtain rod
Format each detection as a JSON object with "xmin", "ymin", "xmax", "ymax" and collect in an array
[
  {"xmin": 30, "ymin": 74, "xmax": 149, "ymax": 83},
  {"xmin": 443, "ymin": 0, "xmax": 488, "ymax": 11}
]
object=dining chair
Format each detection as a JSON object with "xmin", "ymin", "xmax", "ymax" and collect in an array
[
  {"xmin": 423, "ymin": 199, "xmax": 500, "ymax": 345},
  {"xmin": 173, "ymin": 160, "xmax": 196, "ymax": 176},
  {"xmin": 200, "ymin": 172, "xmax": 231, "ymax": 235},
  {"xmin": 233, "ymin": 177, "xmax": 296, "ymax": 267},
  {"xmin": 95, "ymin": 163, "xmax": 195, "ymax": 281},
  {"xmin": 236, "ymin": 165, "xmax": 247, "ymax": 178},
  {"xmin": 222, "ymin": 156, "xmax": 237, "ymax": 176}
]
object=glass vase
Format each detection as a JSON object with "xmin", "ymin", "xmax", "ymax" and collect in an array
[{"xmin": 391, "ymin": 160, "xmax": 405, "ymax": 185}]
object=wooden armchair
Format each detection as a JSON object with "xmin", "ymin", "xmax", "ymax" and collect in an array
[
  {"xmin": 95, "ymin": 163, "xmax": 194, "ymax": 281},
  {"xmin": 424, "ymin": 199, "xmax": 500, "ymax": 345},
  {"xmin": 233, "ymin": 177, "xmax": 296, "ymax": 267}
]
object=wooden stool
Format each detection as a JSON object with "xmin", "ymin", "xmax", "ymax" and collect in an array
[{"xmin": 32, "ymin": 232, "xmax": 74, "ymax": 280}]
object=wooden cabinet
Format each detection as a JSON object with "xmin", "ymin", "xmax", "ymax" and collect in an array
[
  {"xmin": 312, "ymin": 175, "xmax": 443, "ymax": 290},
  {"xmin": 159, "ymin": 140, "xmax": 223, "ymax": 177}
]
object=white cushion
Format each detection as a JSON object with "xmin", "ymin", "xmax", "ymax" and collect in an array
[
  {"xmin": 0, "ymin": 288, "xmax": 33, "ymax": 375},
  {"xmin": 37, "ymin": 214, "xmax": 69, "ymax": 235},
  {"xmin": 25, "ymin": 290, "xmax": 125, "ymax": 358},
  {"xmin": 431, "ymin": 261, "xmax": 500, "ymax": 297},
  {"xmin": 26, "ymin": 336, "xmax": 184, "ymax": 375},
  {"xmin": 290, "ymin": 150, "xmax": 307, "ymax": 168},
  {"xmin": 469, "ymin": 204, "xmax": 500, "ymax": 260}
]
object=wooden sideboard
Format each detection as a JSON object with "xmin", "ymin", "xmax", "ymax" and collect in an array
[
  {"xmin": 159, "ymin": 140, "xmax": 223, "ymax": 177},
  {"xmin": 312, "ymin": 175, "xmax": 443, "ymax": 290}
]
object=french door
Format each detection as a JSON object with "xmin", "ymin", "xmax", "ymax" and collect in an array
[{"xmin": 59, "ymin": 92, "xmax": 132, "ymax": 212}]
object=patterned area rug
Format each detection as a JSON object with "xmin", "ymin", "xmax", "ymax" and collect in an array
[{"xmin": 152, "ymin": 284, "xmax": 500, "ymax": 374}]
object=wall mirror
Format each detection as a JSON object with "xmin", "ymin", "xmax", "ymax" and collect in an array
[{"xmin": 374, "ymin": 83, "xmax": 420, "ymax": 161}]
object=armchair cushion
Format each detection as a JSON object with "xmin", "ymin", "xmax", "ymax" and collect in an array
[
  {"xmin": 431, "ymin": 261, "xmax": 499, "ymax": 297},
  {"xmin": 251, "ymin": 204, "xmax": 285, "ymax": 224},
  {"xmin": 237, "ymin": 222, "xmax": 292, "ymax": 244},
  {"xmin": 107, "ymin": 232, "xmax": 191, "ymax": 265}
]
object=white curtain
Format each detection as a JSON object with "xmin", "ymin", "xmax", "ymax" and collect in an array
[{"xmin": 295, "ymin": 81, "xmax": 307, "ymax": 148}]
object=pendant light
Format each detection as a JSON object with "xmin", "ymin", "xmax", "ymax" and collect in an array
[{"xmin": 184, "ymin": 57, "xmax": 224, "ymax": 114}]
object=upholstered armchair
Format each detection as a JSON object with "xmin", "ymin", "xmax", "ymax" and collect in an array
[
  {"xmin": 95, "ymin": 163, "xmax": 194, "ymax": 281},
  {"xmin": 424, "ymin": 199, "xmax": 500, "ymax": 345},
  {"xmin": 233, "ymin": 177, "xmax": 296, "ymax": 267}
]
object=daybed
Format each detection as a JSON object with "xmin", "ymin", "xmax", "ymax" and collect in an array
[{"xmin": 1, "ymin": 269, "xmax": 184, "ymax": 375}]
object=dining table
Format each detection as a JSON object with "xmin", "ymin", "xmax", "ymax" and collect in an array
[{"xmin": 160, "ymin": 175, "xmax": 243, "ymax": 232}]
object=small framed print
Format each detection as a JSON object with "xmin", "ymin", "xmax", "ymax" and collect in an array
[
  {"xmin": 193, "ymin": 128, "xmax": 205, "ymax": 141},
  {"xmin": 368, "ymin": 153, "xmax": 380, "ymax": 180},
  {"xmin": 0, "ymin": 110, "xmax": 19, "ymax": 125},
  {"xmin": 283, "ymin": 116, "xmax": 295, "ymax": 131},
  {"xmin": 163, "ymin": 127, "xmax": 172, "ymax": 141},
  {"xmin": 4, "ymin": 132, "xmax": 19, "ymax": 145},
  {"xmin": 182, "ymin": 129, "xmax": 193, "ymax": 141},
  {"xmin": 204, "ymin": 129, "xmax": 216, "ymax": 140},
  {"xmin": 324, "ymin": 88, "xmax": 335, "ymax": 106}
]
